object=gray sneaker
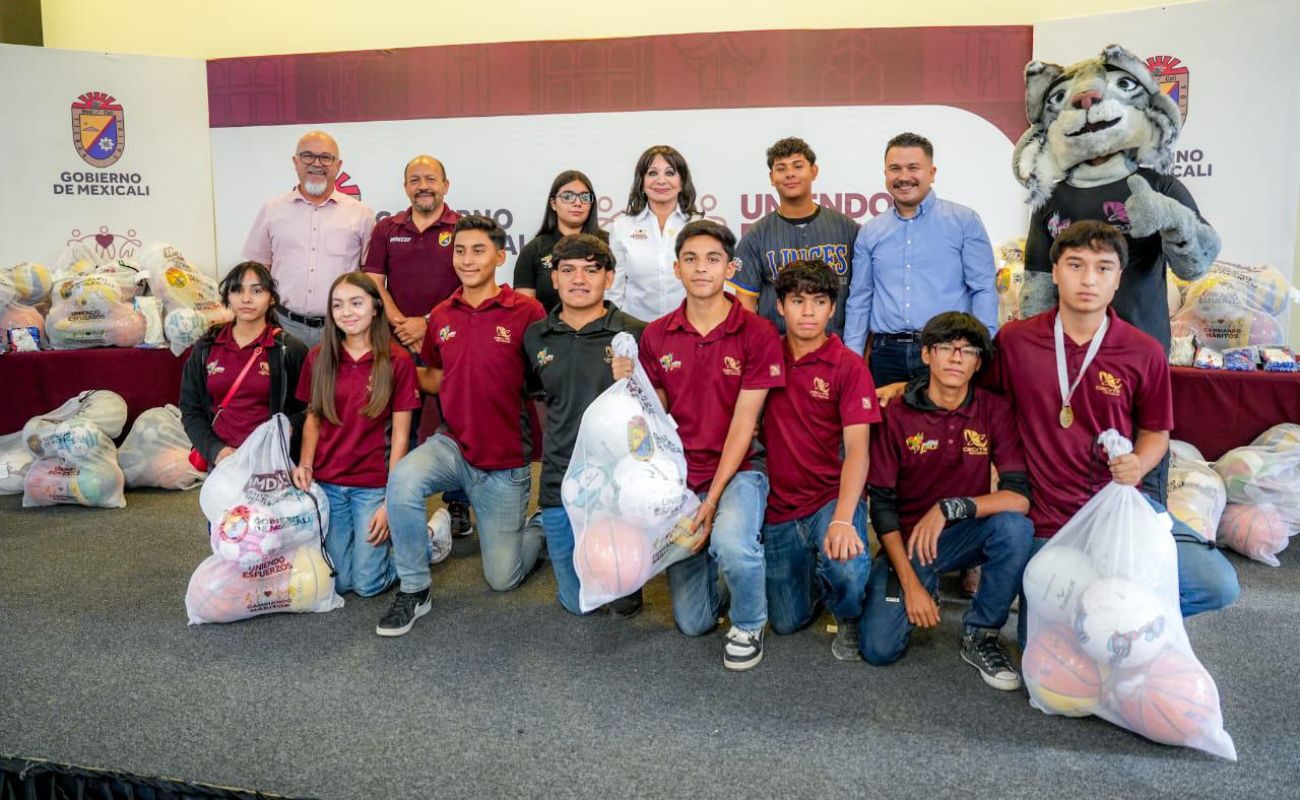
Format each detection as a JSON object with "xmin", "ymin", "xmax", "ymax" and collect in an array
[
  {"xmin": 831, "ymin": 618, "xmax": 862, "ymax": 662},
  {"xmin": 426, "ymin": 509, "xmax": 453, "ymax": 565},
  {"xmin": 961, "ymin": 629, "xmax": 1021, "ymax": 690}
]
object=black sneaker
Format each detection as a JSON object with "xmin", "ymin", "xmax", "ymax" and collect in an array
[
  {"xmin": 723, "ymin": 625, "xmax": 764, "ymax": 671},
  {"xmin": 961, "ymin": 628, "xmax": 1021, "ymax": 690},
  {"xmin": 376, "ymin": 588, "xmax": 431, "ymax": 637},
  {"xmin": 447, "ymin": 500, "xmax": 475, "ymax": 538},
  {"xmin": 603, "ymin": 589, "xmax": 643, "ymax": 620},
  {"xmin": 831, "ymin": 617, "xmax": 862, "ymax": 662}
]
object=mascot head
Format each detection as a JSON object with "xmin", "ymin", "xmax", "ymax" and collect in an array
[{"xmin": 1013, "ymin": 44, "xmax": 1181, "ymax": 208}]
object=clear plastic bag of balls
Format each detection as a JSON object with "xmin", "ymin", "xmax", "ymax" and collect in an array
[
  {"xmin": 1020, "ymin": 430, "xmax": 1235, "ymax": 760},
  {"xmin": 1166, "ymin": 458, "xmax": 1226, "ymax": 543},
  {"xmin": 0, "ymin": 431, "xmax": 33, "ymax": 495},
  {"xmin": 1212, "ymin": 445, "xmax": 1300, "ymax": 528},
  {"xmin": 1251, "ymin": 423, "xmax": 1300, "ymax": 451},
  {"xmin": 1216, "ymin": 503, "xmax": 1290, "ymax": 567},
  {"xmin": 1170, "ymin": 260, "xmax": 1298, "ymax": 350},
  {"xmin": 563, "ymin": 332, "xmax": 701, "ymax": 612},
  {"xmin": 23, "ymin": 389, "xmax": 128, "ymax": 440},
  {"xmin": 45, "ymin": 274, "xmax": 146, "ymax": 349},
  {"xmin": 0, "ymin": 270, "xmax": 47, "ymax": 351},
  {"xmin": 21, "ymin": 417, "xmax": 125, "ymax": 509},
  {"xmin": 119, "ymin": 404, "xmax": 205, "ymax": 490},
  {"xmin": 141, "ymin": 243, "xmax": 233, "ymax": 355},
  {"xmin": 186, "ymin": 414, "xmax": 341, "ymax": 624}
]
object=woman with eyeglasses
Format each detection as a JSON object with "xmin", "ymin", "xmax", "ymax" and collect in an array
[
  {"xmin": 514, "ymin": 170, "xmax": 605, "ymax": 311},
  {"xmin": 608, "ymin": 145, "xmax": 702, "ymax": 322}
]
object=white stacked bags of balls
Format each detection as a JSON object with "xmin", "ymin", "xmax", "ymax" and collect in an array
[
  {"xmin": 0, "ymin": 262, "xmax": 54, "ymax": 351},
  {"xmin": 118, "ymin": 404, "xmax": 205, "ymax": 490},
  {"xmin": 1170, "ymin": 260, "xmax": 1298, "ymax": 351},
  {"xmin": 1210, "ymin": 424, "xmax": 1300, "ymax": 566},
  {"xmin": 564, "ymin": 332, "xmax": 701, "ymax": 612},
  {"xmin": 139, "ymin": 243, "xmax": 233, "ymax": 356},
  {"xmin": 20, "ymin": 390, "xmax": 129, "ymax": 509},
  {"xmin": 185, "ymin": 414, "xmax": 342, "ymax": 624},
  {"xmin": 1021, "ymin": 430, "xmax": 1235, "ymax": 760},
  {"xmin": 45, "ymin": 242, "xmax": 149, "ymax": 350}
]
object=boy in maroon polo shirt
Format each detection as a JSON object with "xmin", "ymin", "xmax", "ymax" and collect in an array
[
  {"xmin": 987, "ymin": 221, "xmax": 1239, "ymax": 646},
  {"xmin": 638, "ymin": 219, "xmax": 785, "ymax": 671},
  {"xmin": 862, "ymin": 312, "xmax": 1033, "ymax": 690},
  {"xmin": 376, "ymin": 215, "xmax": 547, "ymax": 637},
  {"xmin": 759, "ymin": 260, "xmax": 879, "ymax": 662}
]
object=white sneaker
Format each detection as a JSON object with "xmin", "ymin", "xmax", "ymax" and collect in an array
[
  {"xmin": 427, "ymin": 509, "xmax": 453, "ymax": 565},
  {"xmin": 723, "ymin": 625, "xmax": 765, "ymax": 671}
]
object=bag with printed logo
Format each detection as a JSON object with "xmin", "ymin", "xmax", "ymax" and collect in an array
[{"xmin": 563, "ymin": 332, "xmax": 701, "ymax": 612}]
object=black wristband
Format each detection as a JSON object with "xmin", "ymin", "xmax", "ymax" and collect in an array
[{"xmin": 939, "ymin": 497, "xmax": 976, "ymax": 522}]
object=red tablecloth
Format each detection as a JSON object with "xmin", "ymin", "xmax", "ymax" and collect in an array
[
  {"xmin": 1171, "ymin": 367, "xmax": 1300, "ymax": 460},
  {"xmin": 0, "ymin": 348, "xmax": 187, "ymax": 436}
]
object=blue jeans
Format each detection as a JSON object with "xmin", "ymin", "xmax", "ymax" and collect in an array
[
  {"xmin": 861, "ymin": 511, "xmax": 1033, "ymax": 665},
  {"xmin": 763, "ymin": 498, "xmax": 869, "ymax": 634},
  {"xmin": 541, "ymin": 505, "xmax": 583, "ymax": 615},
  {"xmin": 319, "ymin": 483, "xmax": 396, "ymax": 597},
  {"xmin": 666, "ymin": 471, "xmax": 769, "ymax": 636},
  {"xmin": 387, "ymin": 433, "xmax": 540, "ymax": 593},
  {"xmin": 868, "ymin": 336, "xmax": 924, "ymax": 388},
  {"xmin": 1015, "ymin": 496, "xmax": 1241, "ymax": 648}
]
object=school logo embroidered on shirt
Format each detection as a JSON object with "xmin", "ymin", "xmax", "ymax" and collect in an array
[
  {"xmin": 206, "ymin": 361, "xmax": 225, "ymax": 376},
  {"xmin": 962, "ymin": 429, "xmax": 989, "ymax": 456},
  {"xmin": 769, "ymin": 364, "xmax": 781, "ymax": 378},
  {"xmin": 541, "ymin": 254, "xmax": 554, "ymax": 270},
  {"xmin": 438, "ymin": 325, "xmax": 456, "ymax": 343},
  {"xmin": 723, "ymin": 356, "xmax": 743, "ymax": 377},
  {"xmin": 862, "ymin": 397, "xmax": 873, "ymax": 410},
  {"xmin": 603, "ymin": 346, "xmax": 614, "ymax": 365},
  {"xmin": 810, "ymin": 377, "xmax": 831, "ymax": 400},
  {"xmin": 258, "ymin": 361, "xmax": 271, "ymax": 377},
  {"xmin": 1096, "ymin": 371, "xmax": 1123, "ymax": 397},
  {"xmin": 438, "ymin": 231, "xmax": 452, "ymax": 247},
  {"xmin": 906, "ymin": 432, "xmax": 939, "ymax": 455},
  {"xmin": 536, "ymin": 348, "xmax": 554, "ymax": 368},
  {"xmin": 494, "ymin": 326, "xmax": 513, "ymax": 344},
  {"xmin": 659, "ymin": 353, "xmax": 682, "ymax": 372}
]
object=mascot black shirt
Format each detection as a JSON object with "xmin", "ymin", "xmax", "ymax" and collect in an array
[{"xmin": 1024, "ymin": 167, "xmax": 1203, "ymax": 352}]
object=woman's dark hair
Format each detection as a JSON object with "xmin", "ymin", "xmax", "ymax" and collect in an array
[
  {"xmin": 775, "ymin": 259, "xmax": 837, "ymax": 301},
  {"xmin": 1049, "ymin": 220, "xmax": 1130, "ymax": 269},
  {"xmin": 536, "ymin": 170, "xmax": 602, "ymax": 238},
  {"xmin": 624, "ymin": 145, "xmax": 698, "ymax": 217},
  {"xmin": 217, "ymin": 261, "xmax": 280, "ymax": 328},
  {"xmin": 310, "ymin": 272, "xmax": 395, "ymax": 425},
  {"xmin": 920, "ymin": 311, "xmax": 994, "ymax": 375}
]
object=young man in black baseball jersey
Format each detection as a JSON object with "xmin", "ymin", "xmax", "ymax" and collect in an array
[{"xmin": 729, "ymin": 137, "xmax": 860, "ymax": 337}]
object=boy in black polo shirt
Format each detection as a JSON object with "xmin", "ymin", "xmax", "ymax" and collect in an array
[
  {"xmin": 524, "ymin": 234, "xmax": 647, "ymax": 618},
  {"xmin": 861, "ymin": 312, "xmax": 1033, "ymax": 690}
]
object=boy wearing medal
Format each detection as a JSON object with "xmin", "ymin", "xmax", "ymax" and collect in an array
[{"xmin": 987, "ymin": 220, "xmax": 1239, "ymax": 646}]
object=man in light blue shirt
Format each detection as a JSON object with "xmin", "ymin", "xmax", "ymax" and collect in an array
[{"xmin": 843, "ymin": 132, "xmax": 998, "ymax": 387}]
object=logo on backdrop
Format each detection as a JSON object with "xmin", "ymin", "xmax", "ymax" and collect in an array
[
  {"xmin": 71, "ymin": 91, "xmax": 125, "ymax": 167},
  {"xmin": 67, "ymin": 227, "xmax": 142, "ymax": 261},
  {"xmin": 1145, "ymin": 55, "xmax": 1189, "ymax": 123},
  {"xmin": 335, "ymin": 172, "xmax": 362, "ymax": 198}
]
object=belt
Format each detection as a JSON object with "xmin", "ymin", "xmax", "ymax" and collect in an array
[
  {"xmin": 282, "ymin": 308, "xmax": 325, "ymax": 328},
  {"xmin": 874, "ymin": 331, "xmax": 921, "ymax": 343}
]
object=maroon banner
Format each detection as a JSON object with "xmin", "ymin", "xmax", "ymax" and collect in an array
[{"xmin": 208, "ymin": 27, "xmax": 1031, "ymax": 141}]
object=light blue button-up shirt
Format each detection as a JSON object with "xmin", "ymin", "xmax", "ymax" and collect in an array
[{"xmin": 842, "ymin": 191, "xmax": 998, "ymax": 354}]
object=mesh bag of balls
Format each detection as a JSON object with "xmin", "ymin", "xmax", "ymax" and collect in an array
[
  {"xmin": 185, "ymin": 414, "xmax": 342, "ymax": 625},
  {"xmin": 118, "ymin": 404, "xmax": 205, "ymax": 491},
  {"xmin": 1020, "ymin": 430, "xmax": 1236, "ymax": 759},
  {"xmin": 19, "ymin": 389, "xmax": 128, "ymax": 508},
  {"xmin": 1209, "ymin": 427, "xmax": 1300, "ymax": 566},
  {"xmin": 563, "ymin": 332, "xmax": 701, "ymax": 612},
  {"xmin": 1170, "ymin": 260, "xmax": 1297, "ymax": 351}
]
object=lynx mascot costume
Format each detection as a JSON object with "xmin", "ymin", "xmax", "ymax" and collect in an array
[{"xmin": 1014, "ymin": 44, "xmax": 1219, "ymax": 350}]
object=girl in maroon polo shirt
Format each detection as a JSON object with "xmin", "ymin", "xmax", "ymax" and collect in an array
[
  {"xmin": 291, "ymin": 273, "xmax": 422, "ymax": 597},
  {"xmin": 180, "ymin": 262, "xmax": 308, "ymax": 470}
]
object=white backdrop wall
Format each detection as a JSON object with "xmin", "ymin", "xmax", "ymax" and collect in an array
[{"xmin": 0, "ymin": 45, "xmax": 217, "ymax": 274}]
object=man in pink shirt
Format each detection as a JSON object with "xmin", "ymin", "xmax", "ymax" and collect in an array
[{"xmin": 242, "ymin": 130, "xmax": 375, "ymax": 346}]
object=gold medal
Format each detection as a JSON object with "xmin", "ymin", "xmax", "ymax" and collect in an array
[{"xmin": 1059, "ymin": 405, "xmax": 1074, "ymax": 429}]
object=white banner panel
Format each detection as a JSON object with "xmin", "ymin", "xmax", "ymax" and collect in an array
[
  {"xmin": 1033, "ymin": 0, "xmax": 1300, "ymax": 275},
  {"xmin": 0, "ymin": 44, "xmax": 216, "ymax": 274},
  {"xmin": 211, "ymin": 105, "xmax": 1027, "ymax": 285}
]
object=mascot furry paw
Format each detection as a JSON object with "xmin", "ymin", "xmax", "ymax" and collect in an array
[{"xmin": 1013, "ymin": 44, "xmax": 1220, "ymax": 349}]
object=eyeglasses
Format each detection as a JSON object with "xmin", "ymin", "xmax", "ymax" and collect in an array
[
  {"xmin": 297, "ymin": 152, "xmax": 337, "ymax": 166},
  {"xmin": 556, "ymin": 264, "xmax": 605, "ymax": 277},
  {"xmin": 555, "ymin": 191, "xmax": 594, "ymax": 204},
  {"xmin": 931, "ymin": 343, "xmax": 982, "ymax": 360}
]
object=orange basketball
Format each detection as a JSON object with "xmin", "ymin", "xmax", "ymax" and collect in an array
[
  {"xmin": 1113, "ymin": 647, "xmax": 1223, "ymax": 747},
  {"xmin": 576, "ymin": 515, "xmax": 652, "ymax": 599},
  {"xmin": 1217, "ymin": 503, "xmax": 1289, "ymax": 565},
  {"xmin": 185, "ymin": 558, "xmax": 250, "ymax": 624},
  {"xmin": 1023, "ymin": 624, "xmax": 1104, "ymax": 717}
]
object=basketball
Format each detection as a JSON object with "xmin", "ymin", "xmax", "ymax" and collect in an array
[
  {"xmin": 1113, "ymin": 647, "xmax": 1224, "ymax": 748},
  {"xmin": 1075, "ymin": 578, "xmax": 1174, "ymax": 669},
  {"xmin": 185, "ymin": 558, "xmax": 247, "ymax": 624},
  {"xmin": 1216, "ymin": 503, "xmax": 1289, "ymax": 566},
  {"xmin": 1022, "ymin": 546, "xmax": 1097, "ymax": 625},
  {"xmin": 577, "ymin": 392, "xmax": 646, "ymax": 463},
  {"xmin": 612, "ymin": 454, "xmax": 686, "ymax": 526},
  {"xmin": 575, "ymin": 515, "xmax": 652, "ymax": 599},
  {"xmin": 1023, "ymin": 625, "xmax": 1105, "ymax": 717}
]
